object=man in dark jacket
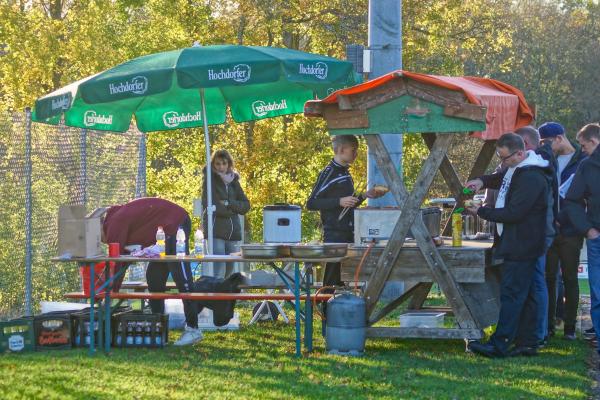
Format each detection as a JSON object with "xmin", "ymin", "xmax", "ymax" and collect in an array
[
  {"xmin": 307, "ymin": 135, "xmax": 384, "ymax": 287},
  {"xmin": 466, "ymin": 133, "xmax": 550, "ymax": 357},
  {"xmin": 467, "ymin": 126, "xmax": 556, "ymax": 346},
  {"xmin": 539, "ymin": 122, "xmax": 587, "ymax": 339},
  {"xmin": 564, "ymin": 123, "xmax": 600, "ymax": 355},
  {"xmin": 100, "ymin": 197, "xmax": 201, "ymax": 346}
]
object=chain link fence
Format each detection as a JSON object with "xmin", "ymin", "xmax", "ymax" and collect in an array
[{"xmin": 0, "ymin": 110, "xmax": 144, "ymax": 319}]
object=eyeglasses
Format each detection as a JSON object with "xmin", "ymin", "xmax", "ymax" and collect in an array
[{"xmin": 496, "ymin": 150, "xmax": 519, "ymax": 162}]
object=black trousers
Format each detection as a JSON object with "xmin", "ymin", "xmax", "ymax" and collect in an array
[
  {"xmin": 323, "ymin": 230, "xmax": 353, "ymax": 287},
  {"xmin": 146, "ymin": 216, "xmax": 198, "ymax": 329},
  {"xmin": 490, "ymin": 258, "xmax": 538, "ymax": 354},
  {"xmin": 545, "ymin": 234, "xmax": 584, "ymax": 331}
]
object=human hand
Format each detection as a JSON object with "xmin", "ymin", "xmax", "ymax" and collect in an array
[
  {"xmin": 465, "ymin": 205, "xmax": 481, "ymax": 216},
  {"xmin": 339, "ymin": 196, "xmax": 360, "ymax": 208},
  {"xmin": 587, "ymin": 228, "xmax": 600, "ymax": 240},
  {"xmin": 465, "ymin": 179, "xmax": 484, "ymax": 192}
]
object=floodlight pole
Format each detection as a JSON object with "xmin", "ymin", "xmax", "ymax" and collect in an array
[{"xmin": 200, "ymin": 89, "xmax": 214, "ymax": 255}]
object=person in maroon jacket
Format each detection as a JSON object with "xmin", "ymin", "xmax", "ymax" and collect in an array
[{"xmin": 99, "ymin": 197, "xmax": 202, "ymax": 346}]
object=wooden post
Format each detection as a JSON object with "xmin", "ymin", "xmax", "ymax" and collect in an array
[
  {"xmin": 362, "ymin": 134, "xmax": 450, "ymax": 316},
  {"xmin": 364, "ymin": 134, "xmax": 479, "ymax": 329}
]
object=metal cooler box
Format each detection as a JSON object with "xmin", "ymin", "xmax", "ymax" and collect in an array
[
  {"xmin": 354, "ymin": 207, "xmax": 441, "ymax": 245},
  {"xmin": 263, "ymin": 204, "xmax": 301, "ymax": 243}
]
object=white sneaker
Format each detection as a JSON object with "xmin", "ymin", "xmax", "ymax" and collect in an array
[{"xmin": 174, "ymin": 325, "xmax": 203, "ymax": 346}]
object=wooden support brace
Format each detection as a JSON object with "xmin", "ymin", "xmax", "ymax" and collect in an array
[
  {"xmin": 364, "ymin": 134, "xmax": 479, "ymax": 329},
  {"xmin": 407, "ymin": 282, "xmax": 433, "ymax": 310},
  {"xmin": 369, "ymin": 282, "xmax": 425, "ymax": 326}
]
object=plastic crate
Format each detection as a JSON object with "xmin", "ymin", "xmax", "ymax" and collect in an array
[
  {"xmin": 71, "ymin": 310, "xmax": 103, "ymax": 348},
  {"xmin": 0, "ymin": 317, "xmax": 35, "ymax": 353},
  {"xmin": 113, "ymin": 311, "xmax": 169, "ymax": 348},
  {"xmin": 399, "ymin": 312, "xmax": 445, "ymax": 328},
  {"xmin": 34, "ymin": 312, "xmax": 72, "ymax": 350}
]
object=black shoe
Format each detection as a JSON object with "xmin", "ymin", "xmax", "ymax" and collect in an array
[
  {"xmin": 584, "ymin": 327, "xmax": 596, "ymax": 340},
  {"xmin": 564, "ymin": 327, "xmax": 577, "ymax": 341},
  {"xmin": 468, "ymin": 341, "xmax": 505, "ymax": 358},
  {"xmin": 508, "ymin": 345, "xmax": 539, "ymax": 357}
]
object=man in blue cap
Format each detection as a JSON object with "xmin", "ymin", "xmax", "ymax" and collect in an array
[{"xmin": 539, "ymin": 121, "xmax": 587, "ymax": 340}]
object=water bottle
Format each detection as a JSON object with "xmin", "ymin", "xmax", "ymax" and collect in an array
[
  {"xmin": 156, "ymin": 226, "xmax": 166, "ymax": 257},
  {"xmin": 176, "ymin": 226, "xmax": 186, "ymax": 258},
  {"xmin": 194, "ymin": 228, "xmax": 205, "ymax": 258}
]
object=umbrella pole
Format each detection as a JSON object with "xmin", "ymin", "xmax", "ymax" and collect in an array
[{"xmin": 201, "ymin": 89, "xmax": 214, "ymax": 255}]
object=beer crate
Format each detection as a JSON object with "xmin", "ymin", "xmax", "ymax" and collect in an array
[
  {"xmin": 71, "ymin": 310, "xmax": 103, "ymax": 348},
  {"xmin": 0, "ymin": 317, "xmax": 35, "ymax": 353},
  {"xmin": 113, "ymin": 311, "xmax": 169, "ymax": 348},
  {"xmin": 34, "ymin": 312, "xmax": 72, "ymax": 350}
]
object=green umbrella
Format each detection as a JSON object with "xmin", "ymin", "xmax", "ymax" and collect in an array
[{"xmin": 33, "ymin": 45, "xmax": 358, "ymax": 253}]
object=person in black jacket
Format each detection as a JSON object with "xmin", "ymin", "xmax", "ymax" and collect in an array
[
  {"xmin": 466, "ymin": 133, "xmax": 550, "ymax": 358},
  {"xmin": 564, "ymin": 123, "xmax": 600, "ymax": 354},
  {"xmin": 539, "ymin": 121, "xmax": 587, "ymax": 340},
  {"xmin": 202, "ymin": 150, "xmax": 250, "ymax": 279},
  {"xmin": 467, "ymin": 126, "xmax": 556, "ymax": 346},
  {"xmin": 307, "ymin": 135, "xmax": 384, "ymax": 289}
]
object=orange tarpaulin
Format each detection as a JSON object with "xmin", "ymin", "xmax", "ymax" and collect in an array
[{"xmin": 319, "ymin": 70, "xmax": 534, "ymax": 141}]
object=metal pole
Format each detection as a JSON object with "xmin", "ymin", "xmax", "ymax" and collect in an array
[
  {"xmin": 24, "ymin": 107, "xmax": 33, "ymax": 316},
  {"xmin": 80, "ymin": 129, "xmax": 87, "ymax": 206},
  {"xmin": 136, "ymin": 132, "xmax": 147, "ymax": 198},
  {"xmin": 200, "ymin": 89, "xmax": 214, "ymax": 255},
  {"xmin": 367, "ymin": 0, "xmax": 403, "ymax": 207}
]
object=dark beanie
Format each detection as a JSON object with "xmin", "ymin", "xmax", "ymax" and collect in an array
[{"xmin": 539, "ymin": 122, "xmax": 565, "ymax": 139}]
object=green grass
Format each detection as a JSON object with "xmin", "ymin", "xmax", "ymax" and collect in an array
[
  {"xmin": 0, "ymin": 306, "xmax": 593, "ymax": 400},
  {"xmin": 580, "ymin": 279, "xmax": 590, "ymax": 296}
]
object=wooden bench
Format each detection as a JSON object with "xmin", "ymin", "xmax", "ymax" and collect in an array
[
  {"xmin": 64, "ymin": 292, "xmax": 332, "ymax": 301},
  {"xmin": 119, "ymin": 282, "xmax": 324, "ymax": 292}
]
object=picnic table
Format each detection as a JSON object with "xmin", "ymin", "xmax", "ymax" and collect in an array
[{"xmin": 53, "ymin": 255, "xmax": 341, "ymax": 357}]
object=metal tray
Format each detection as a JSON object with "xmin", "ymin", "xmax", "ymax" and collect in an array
[
  {"xmin": 289, "ymin": 243, "xmax": 348, "ymax": 258},
  {"xmin": 241, "ymin": 244, "xmax": 280, "ymax": 259}
]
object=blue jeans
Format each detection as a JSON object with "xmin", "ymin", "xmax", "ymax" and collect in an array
[
  {"xmin": 587, "ymin": 236, "xmax": 600, "ymax": 352},
  {"xmin": 532, "ymin": 236, "xmax": 553, "ymax": 341},
  {"xmin": 490, "ymin": 258, "xmax": 538, "ymax": 354},
  {"xmin": 204, "ymin": 238, "xmax": 240, "ymax": 279}
]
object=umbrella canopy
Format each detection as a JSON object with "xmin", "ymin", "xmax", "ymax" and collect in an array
[
  {"xmin": 33, "ymin": 45, "xmax": 358, "ymax": 256},
  {"xmin": 33, "ymin": 45, "xmax": 358, "ymax": 131}
]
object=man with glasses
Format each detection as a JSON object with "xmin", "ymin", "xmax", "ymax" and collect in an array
[
  {"xmin": 465, "ymin": 133, "xmax": 551, "ymax": 358},
  {"xmin": 467, "ymin": 126, "xmax": 557, "ymax": 349},
  {"xmin": 539, "ymin": 122, "xmax": 587, "ymax": 340}
]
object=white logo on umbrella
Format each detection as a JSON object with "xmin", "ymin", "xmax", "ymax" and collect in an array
[
  {"xmin": 163, "ymin": 111, "xmax": 202, "ymax": 128},
  {"xmin": 84, "ymin": 110, "xmax": 113, "ymax": 127},
  {"xmin": 8, "ymin": 335, "xmax": 25, "ymax": 351},
  {"xmin": 108, "ymin": 75, "xmax": 148, "ymax": 95},
  {"xmin": 251, "ymin": 99, "xmax": 288, "ymax": 117},
  {"xmin": 207, "ymin": 64, "xmax": 251, "ymax": 83},
  {"xmin": 51, "ymin": 94, "xmax": 71, "ymax": 111},
  {"xmin": 299, "ymin": 62, "xmax": 328, "ymax": 80}
]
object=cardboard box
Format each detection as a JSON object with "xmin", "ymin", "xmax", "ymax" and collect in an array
[{"xmin": 57, "ymin": 205, "xmax": 102, "ymax": 257}]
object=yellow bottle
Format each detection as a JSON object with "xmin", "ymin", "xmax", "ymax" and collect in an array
[{"xmin": 452, "ymin": 213, "xmax": 462, "ymax": 247}]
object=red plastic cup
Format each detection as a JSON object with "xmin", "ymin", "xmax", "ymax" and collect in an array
[{"xmin": 108, "ymin": 243, "xmax": 120, "ymax": 257}]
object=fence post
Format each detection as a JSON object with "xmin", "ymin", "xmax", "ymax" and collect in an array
[
  {"xmin": 24, "ymin": 107, "xmax": 33, "ymax": 316},
  {"xmin": 136, "ymin": 132, "xmax": 146, "ymax": 198},
  {"xmin": 80, "ymin": 129, "xmax": 87, "ymax": 206}
]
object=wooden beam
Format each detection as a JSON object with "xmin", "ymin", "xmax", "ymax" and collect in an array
[
  {"xmin": 468, "ymin": 140, "xmax": 497, "ymax": 180},
  {"xmin": 365, "ymin": 133, "xmax": 480, "ymax": 329},
  {"xmin": 368, "ymin": 282, "xmax": 424, "ymax": 326},
  {"xmin": 422, "ymin": 133, "xmax": 464, "ymax": 201},
  {"xmin": 363, "ymin": 134, "xmax": 452, "ymax": 316},
  {"xmin": 407, "ymin": 282, "xmax": 433, "ymax": 310},
  {"xmin": 366, "ymin": 327, "xmax": 483, "ymax": 340},
  {"xmin": 323, "ymin": 108, "xmax": 369, "ymax": 129},
  {"xmin": 443, "ymin": 103, "xmax": 487, "ymax": 122}
]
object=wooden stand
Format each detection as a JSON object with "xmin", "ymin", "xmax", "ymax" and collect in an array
[{"xmin": 305, "ymin": 73, "xmax": 507, "ymax": 340}]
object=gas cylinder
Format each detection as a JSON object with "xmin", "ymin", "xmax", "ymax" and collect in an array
[{"xmin": 325, "ymin": 291, "xmax": 366, "ymax": 356}]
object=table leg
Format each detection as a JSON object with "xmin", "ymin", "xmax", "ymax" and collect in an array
[
  {"xmin": 304, "ymin": 263, "xmax": 313, "ymax": 352},
  {"xmin": 89, "ymin": 262, "xmax": 96, "ymax": 356},
  {"xmin": 294, "ymin": 261, "xmax": 301, "ymax": 357},
  {"xmin": 104, "ymin": 263, "xmax": 111, "ymax": 353}
]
